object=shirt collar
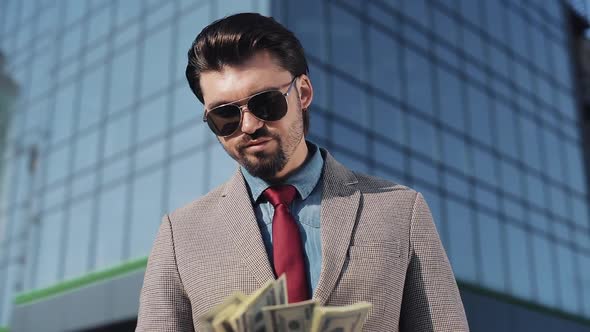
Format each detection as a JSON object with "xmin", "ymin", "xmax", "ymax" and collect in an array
[{"xmin": 241, "ymin": 141, "xmax": 324, "ymax": 203}]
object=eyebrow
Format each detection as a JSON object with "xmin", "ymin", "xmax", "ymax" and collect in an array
[{"xmin": 206, "ymin": 84, "xmax": 282, "ymax": 110}]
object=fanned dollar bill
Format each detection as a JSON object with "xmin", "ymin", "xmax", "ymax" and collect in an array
[
  {"xmin": 199, "ymin": 293, "xmax": 246, "ymax": 332},
  {"xmin": 228, "ymin": 279, "xmax": 278, "ymax": 332},
  {"xmin": 199, "ymin": 275, "xmax": 372, "ymax": 332},
  {"xmin": 211, "ymin": 307, "xmax": 238, "ymax": 331},
  {"xmin": 273, "ymin": 274, "xmax": 288, "ymax": 305},
  {"xmin": 211, "ymin": 294, "xmax": 250, "ymax": 332},
  {"xmin": 262, "ymin": 300, "xmax": 317, "ymax": 332},
  {"xmin": 309, "ymin": 302, "xmax": 372, "ymax": 332}
]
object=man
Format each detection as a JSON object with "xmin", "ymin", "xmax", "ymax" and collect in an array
[{"xmin": 136, "ymin": 13, "xmax": 469, "ymax": 331}]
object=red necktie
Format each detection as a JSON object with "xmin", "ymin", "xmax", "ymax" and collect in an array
[{"xmin": 263, "ymin": 185, "xmax": 309, "ymax": 303}]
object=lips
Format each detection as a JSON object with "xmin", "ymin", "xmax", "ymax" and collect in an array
[{"xmin": 244, "ymin": 137, "xmax": 272, "ymax": 147}]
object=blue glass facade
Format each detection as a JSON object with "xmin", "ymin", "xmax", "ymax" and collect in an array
[{"xmin": 0, "ymin": 0, "xmax": 589, "ymax": 331}]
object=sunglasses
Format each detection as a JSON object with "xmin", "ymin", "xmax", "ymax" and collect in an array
[{"xmin": 203, "ymin": 77, "xmax": 298, "ymax": 137}]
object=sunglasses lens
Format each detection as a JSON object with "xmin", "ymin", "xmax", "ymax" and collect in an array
[
  {"xmin": 248, "ymin": 91, "xmax": 288, "ymax": 121},
  {"xmin": 206, "ymin": 105, "xmax": 241, "ymax": 136}
]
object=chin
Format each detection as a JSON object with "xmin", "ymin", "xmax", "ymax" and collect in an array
[{"xmin": 241, "ymin": 152, "xmax": 287, "ymax": 179}]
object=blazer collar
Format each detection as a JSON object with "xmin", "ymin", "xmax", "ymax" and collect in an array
[
  {"xmin": 313, "ymin": 149, "xmax": 360, "ymax": 304},
  {"xmin": 220, "ymin": 168, "xmax": 276, "ymax": 287}
]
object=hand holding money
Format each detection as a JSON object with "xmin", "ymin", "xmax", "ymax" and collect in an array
[{"xmin": 198, "ymin": 275, "xmax": 372, "ymax": 332}]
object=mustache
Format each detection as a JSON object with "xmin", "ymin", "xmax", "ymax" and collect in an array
[
  {"xmin": 237, "ymin": 128, "xmax": 276, "ymax": 150},
  {"xmin": 244, "ymin": 128, "xmax": 272, "ymax": 142}
]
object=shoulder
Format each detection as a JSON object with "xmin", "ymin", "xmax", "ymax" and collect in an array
[
  {"xmin": 352, "ymin": 171, "xmax": 421, "ymax": 212},
  {"xmin": 352, "ymin": 171, "xmax": 410, "ymax": 193},
  {"xmin": 321, "ymin": 148, "xmax": 421, "ymax": 208}
]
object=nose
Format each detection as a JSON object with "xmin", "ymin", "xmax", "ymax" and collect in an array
[{"xmin": 240, "ymin": 109, "xmax": 264, "ymax": 134}]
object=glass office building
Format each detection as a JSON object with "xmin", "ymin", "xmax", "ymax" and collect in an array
[{"xmin": 0, "ymin": 0, "xmax": 589, "ymax": 331}]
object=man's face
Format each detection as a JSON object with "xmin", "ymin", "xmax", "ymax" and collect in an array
[{"xmin": 200, "ymin": 51, "xmax": 312, "ymax": 181}]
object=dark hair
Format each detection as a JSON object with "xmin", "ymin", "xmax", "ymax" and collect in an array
[{"xmin": 185, "ymin": 12, "xmax": 310, "ymax": 133}]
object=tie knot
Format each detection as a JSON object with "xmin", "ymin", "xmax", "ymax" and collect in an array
[{"xmin": 263, "ymin": 185, "xmax": 297, "ymax": 207}]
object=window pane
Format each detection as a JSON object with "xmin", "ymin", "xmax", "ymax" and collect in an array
[
  {"xmin": 47, "ymin": 145, "xmax": 70, "ymax": 185},
  {"xmin": 135, "ymin": 139, "xmax": 166, "ymax": 173},
  {"xmin": 556, "ymin": 245, "xmax": 580, "ymax": 313},
  {"xmin": 207, "ymin": 144, "xmax": 238, "ymax": 191},
  {"xmin": 109, "ymin": 47, "xmax": 138, "ymax": 113},
  {"xmin": 174, "ymin": 4, "xmax": 210, "ymax": 82},
  {"xmin": 141, "ymin": 25, "xmax": 172, "ymax": 98},
  {"xmin": 369, "ymin": 26, "xmax": 402, "ymax": 100},
  {"xmin": 572, "ymin": 196, "xmax": 589, "ymax": 229},
  {"xmin": 410, "ymin": 156, "xmax": 439, "ymax": 188},
  {"xmin": 482, "ymin": 1, "xmax": 506, "ymax": 44},
  {"xmin": 37, "ymin": 210, "xmax": 64, "ymax": 288},
  {"xmin": 96, "ymin": 183, "xmax": 127, "ymax": 269},
  {"xmin": 331, "ymin": 78, "xmax": 367, "ymax": 127},
  {"xmin": 330, "ymin": 4, "xmax": 363, "ymax": 79},
  {"xmin": 130, "ymin": 168, "xmax": 163, "ymax": 258},
  {"xmin": 565, "ymin": 141, "xmax": 586, "ymax": 194},
  {"xmin": 79, "ymin": 66, "xmax": 106, "ymax": 131},
  {"xmin": 137, "ymin": 95, "xmax": 168, "ymax": 143},
  {"xmin": 171, "ymin": 122, "xmax": 207, "ymax": 156},
  {"xmin": 433, "ymin": 7, "xmax": 459, "ymax": 47},
  {"xmin": 64, "ymin": 199, "xmax": 92, "ymax": 279},
  {"xmin": 87, "ymin": 6, "xmax": 111, "ymax": 44},
  {"xmin": 508, "ymin": 10, "xmax": 529, "ymax": 60},
  {"xmin": 478, "ymin": 212, "xmax": 505, "ymax": 291},
  {"xmin": 372, "ymin": 95, "xmax": 405, "ymax": 146},
  {"xmin": 506, "ymin": 223, "xmax": 533, "ymax": 299},
  {"xmin": 475, "ymin": 186, "xmax": 498, "ymax": 212},
  {"xmin": 525, "ymin": 173, "xmax": 545, "ymax": 209},
  {"xmin": 405, "ymin": 48, "xmax": 433, "ymax": 115},
  {"xmin": 172, "ymin": 86, "xmax": 201, "ymax": 129},
  {"xmin": 467, "ymin": 85, "xmax": 493, "ymax": 146},
  {"xmin": 402, "ymin": 0, "xmax": 429, "ymax": 28},
  {"xmin": 473, "ymin": 146, "xmax": 497, "ymax": 186},
  {"xmin": 168, "ymin": 151, "xmax": 205, "ymax": 211},
  {"xmin": 531, "ymin": 234, "xmax": 557, "ymax": 307},
  {"xmin": 74, "ymin": 130, "xmax": 99, "ymax": 172},
  {"xmin": 446, "ymin": 199, "xmax": 477, "ymax": 282},
  {"xmin": 579, "ymin": 253, "xmax": 590, "ymax": 316},
  {"xmin": 519, "ymin": 115, "xmax": 541, "ymax": 171},
  {"xmin": 442, "ymin": 132, "xmax": 469, "ymax": 174},
  {"xmin": 52, "ymin": 83, "xmax": 77, "ymax": 144},
  {"xmin": 333, "ymin": 122, "xmax": 368, "ymax": 162},
  {"xmin": 437, "ymin": 67, "xmax": 464, "ymax": 132},
  {"xmin": 104, "ymin": 112, "xmax": 132, "ymax": 158},
  {"xmin": 408, "ymin": 114, "xmax": 438, "ymax": 160},
  {"xmin": 494, "ymin": 101, "xmax": 518, "ymax": 159},
  {"xmin": 500, "ymin": 160, "xmax": 522, "ymax": 197},
  {"xmin": 287, "ymin": 0, "xmax": 326, "ymax": 61},
  {"xmin": 542, "ymin": 129, "xmax": 564, "ymax": 181}
]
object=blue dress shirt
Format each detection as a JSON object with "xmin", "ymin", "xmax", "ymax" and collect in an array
[{"xmin": 241, "ymin": 142, "xmax": 324, "ymax": 296}]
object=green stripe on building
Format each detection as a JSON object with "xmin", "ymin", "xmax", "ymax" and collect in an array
[{"xmin": 14, "ymin": 257, "xmax": 148, "ymax": 305}]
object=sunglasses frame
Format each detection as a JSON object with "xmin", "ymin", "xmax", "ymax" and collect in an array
[{"xmin": 203, "ymin": 76, "xmax": 298, "ymax": 137}]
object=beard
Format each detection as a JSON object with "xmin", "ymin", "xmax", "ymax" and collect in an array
[
  {"xmin": 226, "ymin": 105, "xmax": 304, "ymax": 181},
  {"xmin": 238, "ymin": 128, "xmax": 288, "ymax": 179}
]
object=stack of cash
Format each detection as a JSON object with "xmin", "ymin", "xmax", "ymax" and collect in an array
[{"xmin": 199, "ymin": 275, "xmax": 372, "ymax": 332}]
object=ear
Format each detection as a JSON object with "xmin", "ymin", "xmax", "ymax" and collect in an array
[{"xmin": 297, "ymin": 74, "xmax": 313, "ymax": 110}]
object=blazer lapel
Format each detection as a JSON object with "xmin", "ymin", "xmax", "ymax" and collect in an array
[
  {"xmin": 220, "ymin": 169, "xmax": 276, "ymax": 287},
  {"xmin": 313, "ymin": 151, "xmax": 360, "ymax": 305}
]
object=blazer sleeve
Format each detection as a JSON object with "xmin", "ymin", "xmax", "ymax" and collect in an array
[
  {"xmin": 136, "ymin": 215, "xmax": 195, "ymax": 331},
  {"xmin": 399, "ymin": 193, "xmax": 470, "ymax": 331}
]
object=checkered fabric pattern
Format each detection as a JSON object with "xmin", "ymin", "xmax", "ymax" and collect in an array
[{"xmin": 136, "ymin": 149, "xmax": 469, "ymax": 331}]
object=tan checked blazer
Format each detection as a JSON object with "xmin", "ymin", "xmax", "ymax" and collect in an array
[{"xmin": 136, "ymin": 149, "xmax": 469, "ymax": 331}]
